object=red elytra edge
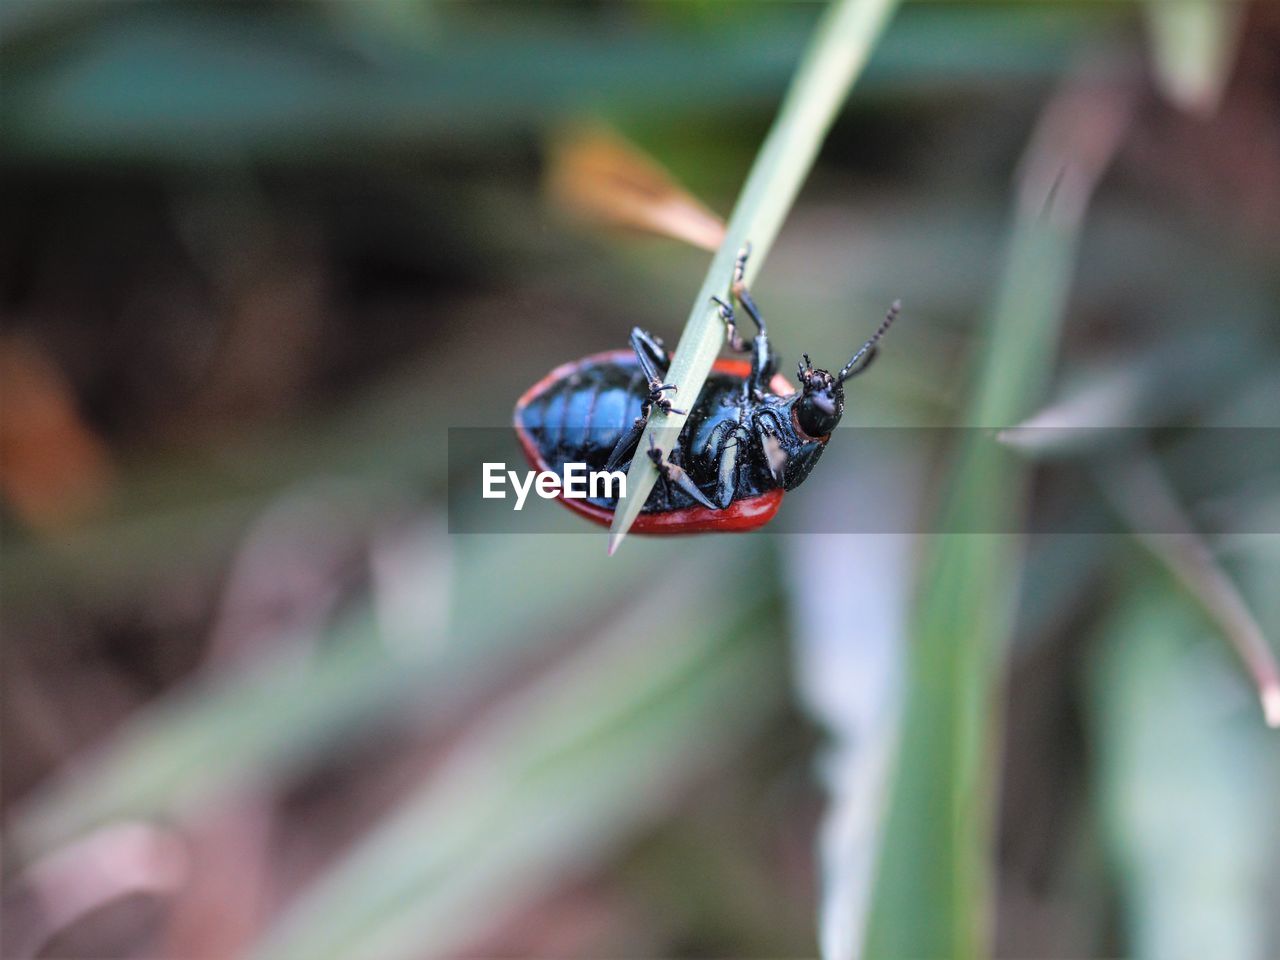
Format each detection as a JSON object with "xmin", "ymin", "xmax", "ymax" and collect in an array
[{"xmin": 513, "ymin": 350, "xmax": 794, "ymax": 534}]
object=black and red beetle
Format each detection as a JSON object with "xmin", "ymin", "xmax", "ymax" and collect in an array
[{"xmin": 514, "ymin": 245, "xmax": 899, "ymax": 533}]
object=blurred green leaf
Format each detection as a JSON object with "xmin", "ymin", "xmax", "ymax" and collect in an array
[
  {"xmin": 11, "ymin": 534, "xmax": 719, "ymax": 860},
  {"xmin": 1091, "ymin": 585, "xmax": 1280, "ymax": 960},
  {"xmin": 0, "ymin": 4, "xmax": 1098, "ymax": 162},
  {"xmin": 249, "ymin": 553, "xmax": 785, "ymax": 960},
  {"xmin": 864, "ymin": 224, "xmax": 1071, "ymax": 960},
  {"xmin": 864, "ymin": 75, "xmax": 1131, "ymax": 959},
  {"xmin": 1097, "ymin": 453, "xmax": 1280, "ymax": 727}
]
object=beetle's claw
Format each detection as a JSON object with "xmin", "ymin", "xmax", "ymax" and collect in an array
[
  {"xmin": 646, "ymin": 379, "xmax": 684, "ymax": 416},
  {"xmin": 734, "ymin": 243, "xmax": 751, "ymax": 285}
]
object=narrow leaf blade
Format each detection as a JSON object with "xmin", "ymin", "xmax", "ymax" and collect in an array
[{"xmin": 608, "ymin": 0, "xmax": 899, "ymax": 553}]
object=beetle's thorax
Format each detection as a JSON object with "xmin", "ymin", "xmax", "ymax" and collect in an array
[{"xmin": 746, "ymin": 393, "xmax": 829, "ymax": 491}]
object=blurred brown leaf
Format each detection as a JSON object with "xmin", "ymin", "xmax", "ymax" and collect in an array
[
  {"xmin": 547, "ymin": 123, "xmax": 727, "ymax": 251},
  {"xmin": 0, "ymin": 336, "xmax": 113, "ymax": 532}
]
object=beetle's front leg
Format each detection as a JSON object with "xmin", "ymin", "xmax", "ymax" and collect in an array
[
  {"xmin": 711, "ymin": 295, "xmax": 751, "ymax": 355},
  {"xmin": 713, "ymin": 244, "xmax": 777, "ymax": 395}
]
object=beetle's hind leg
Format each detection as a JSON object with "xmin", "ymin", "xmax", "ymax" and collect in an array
[
  {"xmin": 602, "ymin": 328, "xmax": 684, "ymax": 472},
  {"xmin": 630, "ymin": 327, "xmax": 671, "ymax": 375},
  {"xmin": 647, "ymin": 436, "xmax": 715, "ymax": 510},
  {"xmin": 603, "ymin": 415, "xmax": 645, "ymax": 472}
]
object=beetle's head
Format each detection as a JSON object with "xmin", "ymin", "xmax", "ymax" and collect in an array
[
  {"xmin": 794, "ymin": 300, "xmax": 901, "ymax": 440},
  {"xmin": 795, "ymin": 359, "xmax": 844, "ymax": 438}
]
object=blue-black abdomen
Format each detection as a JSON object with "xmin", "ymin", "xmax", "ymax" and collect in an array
[{"xmin": 515, "ymin": 354, "xmax": 757, "ymax": 511}]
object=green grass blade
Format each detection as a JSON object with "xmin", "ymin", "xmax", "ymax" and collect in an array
[
  {"xmin": 863, "ymin": 78, "xmax": 1131, "ymax": 960},
  {"xmin": 248, "ymin": 559, "xmax": 784, "ymax": 960},
  {"xmin": 1144, "ymin": 0, "xmax": 1245, "ymax": 116},
  {"xmin": 9, "ymin": 534, "xmax": 673, "ymax": 860},
  {"xmin": 607, "ymin": 0, "xmax": 899, "ymax": 555},
  {"xmin": 1090, "ymin": 586, "xmax": 1280, "ymax": 959},
  {"xmin": 863, "ymin": 222, "xmax": 1074, "ymax": 960}
]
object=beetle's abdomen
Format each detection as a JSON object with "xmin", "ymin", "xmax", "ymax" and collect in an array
[{"xmin": 516, "ymin": 357, "xmax": 647, "ymax": 471}]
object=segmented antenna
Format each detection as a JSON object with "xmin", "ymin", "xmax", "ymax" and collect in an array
[{"xmin": 838, "ymin": 300, "xmax": 901, "ymax": 383}]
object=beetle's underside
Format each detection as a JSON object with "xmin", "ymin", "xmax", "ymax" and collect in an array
[
  {"xmin": 511, "ymin": 244, "xmax": 897, "ymax": 534},
  {"xmin": 514, "ymin": 352, "xmax": 795, "ymax": 531}
]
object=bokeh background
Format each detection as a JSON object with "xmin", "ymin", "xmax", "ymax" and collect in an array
[{"xmin": 3, "ymin": 2, "xmax": 1279, "ymax": 958}]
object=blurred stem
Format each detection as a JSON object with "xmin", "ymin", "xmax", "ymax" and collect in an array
[
  {"xmin": 608, "ymin": 0, "xmax": 899, "ymax": 554},
  {"xmin": 864, "ymin": 69, "xmax": 1131, "ymax": 960},
  {"xmin": 1098, "ymin": 452, "xmax": 1280, "ymax": 728}
]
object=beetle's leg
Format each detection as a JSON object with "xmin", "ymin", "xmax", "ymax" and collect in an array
[
  {"xmin": 603, "ymin": 416, "xmax": 646, "ymax": 473},
  {"xmin": 647, "ymin": 436, "xmax": 715, "ymax": 510},
  {"xmin": 752, "ymin": 411, "xmax": 789, "ymax": 486},
  {"xmin": 603, "ymin": 328, "xmax": 685, "ymax": 472},
  {"xmin": 702, "ymin": 420, "xmax": 751, "ymax": 508},
  {"xmin": 725, "ymin": 244, "xmax": 778, "ymax": 394},
  {"xmin": 628, "ymin": 327, "xmax": 685, "ymax": 417},
  {"xmin": 629, "ymin": 327, "xmax": 671, "ymax": 376},
  {"xmin": 711, "ymin": 295, "xmax": 751, "ymax": 354},
  {"xmin": 730, "ymin": 244, "xmax": 767, "ymax": 336}
]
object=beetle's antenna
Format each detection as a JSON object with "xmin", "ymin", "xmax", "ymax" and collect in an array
[{"xmin": 838, "ymin": 300, "xmax": 900, "ymax": 383}]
